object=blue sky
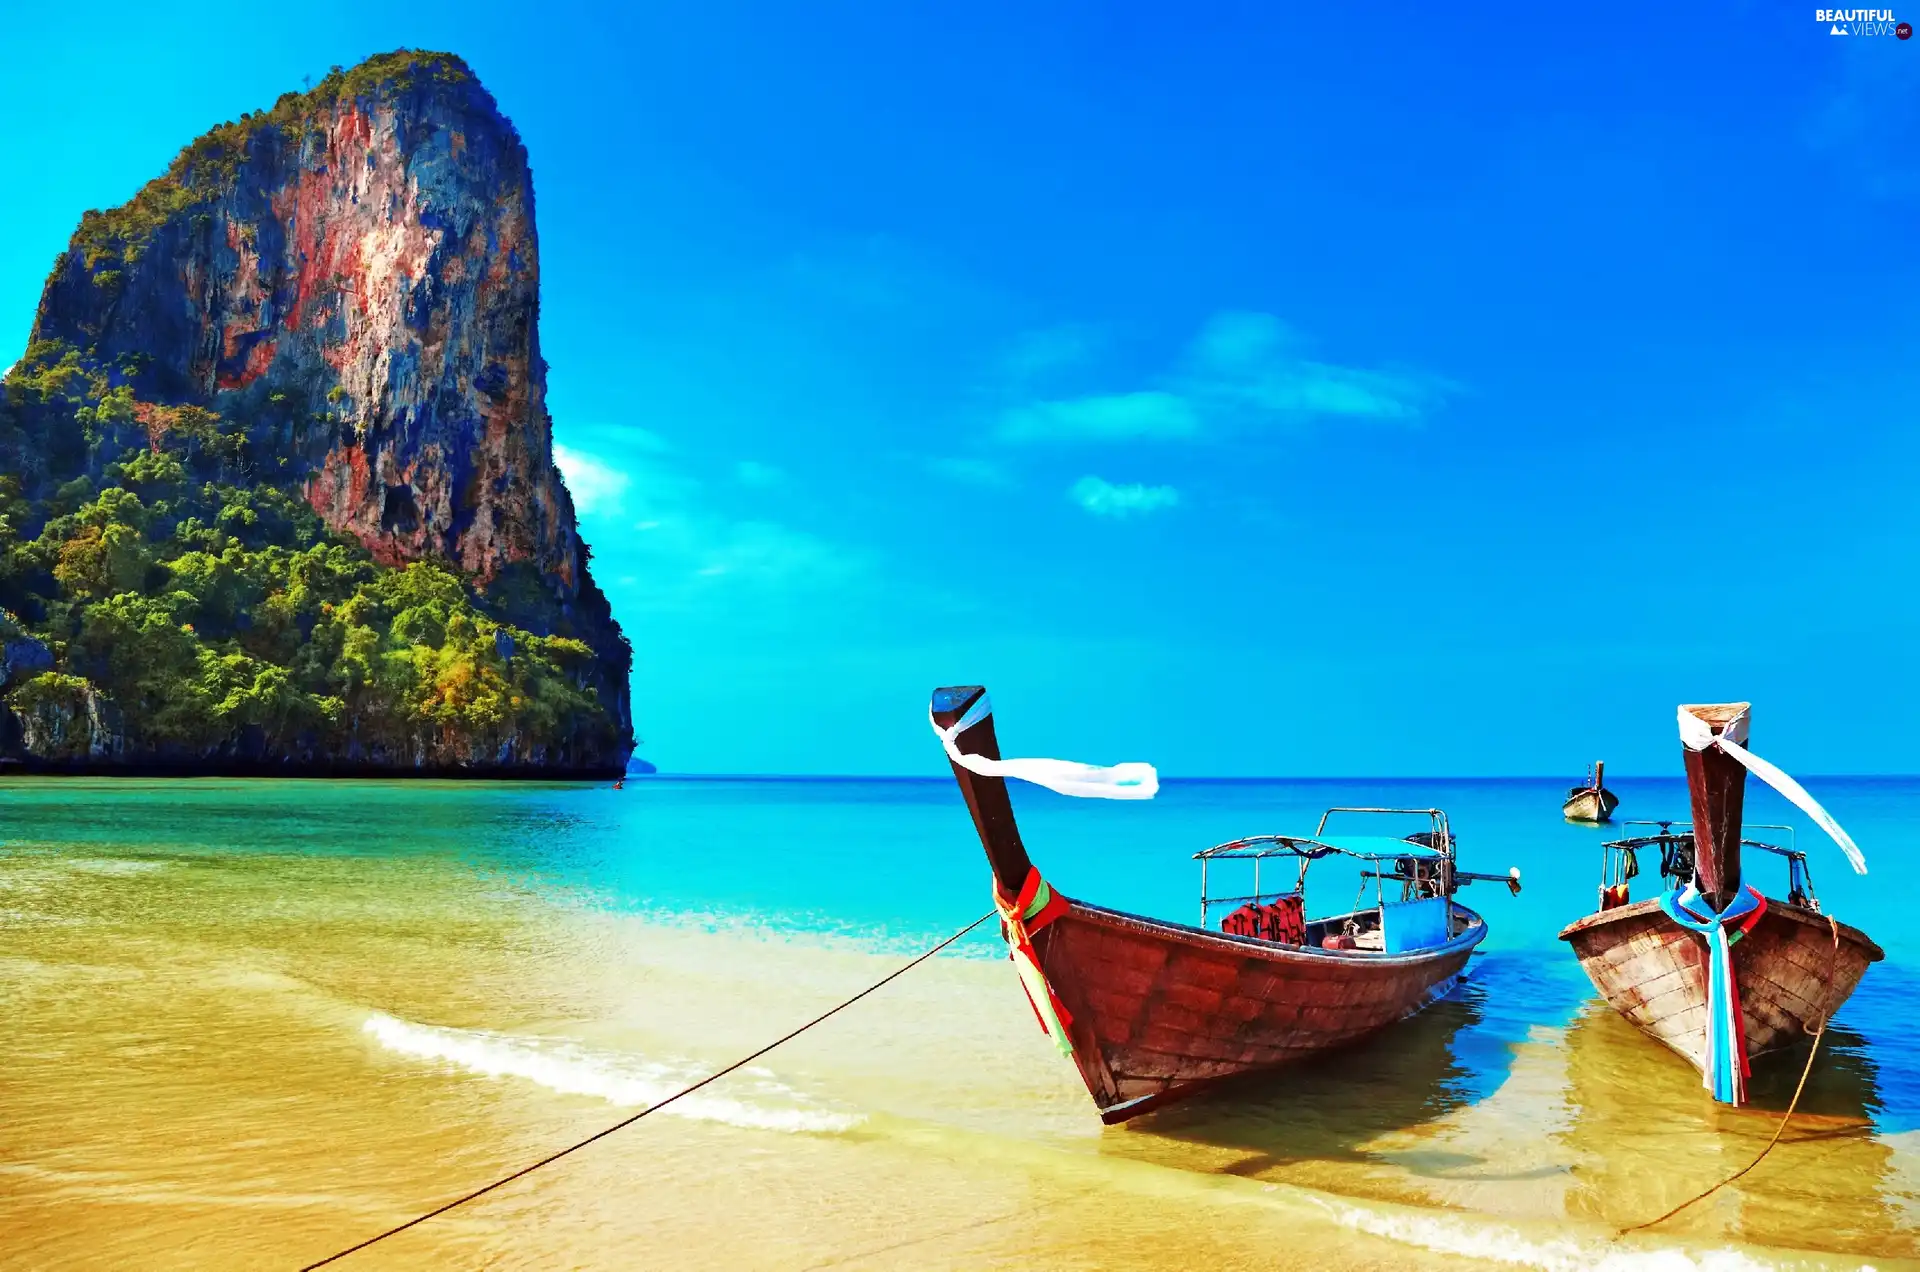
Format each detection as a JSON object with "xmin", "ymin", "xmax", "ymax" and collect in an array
[{"xmin": 4, "ymin": 3, "xmax": 1917, "ymax": 775}]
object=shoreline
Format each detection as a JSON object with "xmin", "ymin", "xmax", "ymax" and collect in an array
[
  {"xmin": 0, "ymin": 758, "xmax": 633, "ymax": 781},
  {"xmin": 2, "ymin": 778, "xmax": 1914, "ymax": 1268}
]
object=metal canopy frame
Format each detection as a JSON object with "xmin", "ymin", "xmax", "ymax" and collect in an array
[
  {"xmin": 1194, "ymin": 808, "xmax": 1457, "ymax": 929},
  {"xmin": 1599, "ymin": 819, "xmax": 1818, "ymax": 910}
]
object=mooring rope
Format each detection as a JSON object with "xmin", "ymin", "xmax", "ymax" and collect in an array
[
  {"xmin": 1618, "ymin": 914, "xmax": 1843, "ymax": 1236},
  {"xmin": 298, "ymin": 910, "xmax": 995, "ymax": 1270}
]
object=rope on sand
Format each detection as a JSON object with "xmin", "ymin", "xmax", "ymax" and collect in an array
[
  {"xmin": 298, "ymin": 910, "xmax": 995, "ymax": 1269},
  {"xmin": 1617, "ymin": 914, "xmax": 1843, "ymax": 1236}
]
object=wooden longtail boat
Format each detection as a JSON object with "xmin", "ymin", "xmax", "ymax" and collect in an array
[
  {"xmin": 1562, "ymin": 760, "xmax": 1619, "ymax": 823},
  {"xmin": 931, "ymin": 684, "xmax": 1520, "ymax": 1124},
  {"xmin": 1558, "ymin": 702, "xmax": 1881, "ymax": 1105}
]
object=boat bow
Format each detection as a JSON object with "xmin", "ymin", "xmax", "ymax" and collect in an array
[
  {"xmin": 931, "ymin": 685, "xmax": 1509, "ymax": 1122},
  {"xmin": 1560, "ymin": 701, "xmax": 1879, "ymax": 1105}
]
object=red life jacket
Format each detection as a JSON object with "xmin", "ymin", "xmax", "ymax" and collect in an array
[{"xmin": 1221, "ymin": 894, "xmax": 1306, "ymax": 945}]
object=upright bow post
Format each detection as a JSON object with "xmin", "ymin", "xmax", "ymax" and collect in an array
[
  {"xmin": 930, "ymin": 686, "xmax": 1073, "ymax": 1056},
  {"xmin": 1666, "ymin": 700, "xmax": 1869, "ymax": 1105},
  {"xmin": 929, "ymin": 686, "xmax": 1158, "ymax": 1061},
  {"xmin": 929, "ymin": 685, "xmax": 1035, "ymax": 901},
  {"xmin": 1680, "ymin": 703, "xmax": 1750, "ymax": 908}
]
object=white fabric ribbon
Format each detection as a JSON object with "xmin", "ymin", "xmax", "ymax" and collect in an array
[
  {"xmin": 930, "ymin": 693, "xmax": 1158, "ymax": 800},
  {"xmin": 1678, "ymin": 705, "xmax": 1866, "ymax": 875}
]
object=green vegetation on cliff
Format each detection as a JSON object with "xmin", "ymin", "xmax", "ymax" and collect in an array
[
  {"xmin": 0, "ymin": 341, "xmax": 616, "ymax": 768},
  {"xmin": 75, "ymin": 49, "xmax": 476, "ymax": 270}
]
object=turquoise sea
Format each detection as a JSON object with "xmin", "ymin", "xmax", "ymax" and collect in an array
[{"xmin": 3, "ymin": 772, "xmax": 1916, "ymax": 1269}]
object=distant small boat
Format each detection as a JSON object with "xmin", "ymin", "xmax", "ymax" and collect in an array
[
  {"xmin": 1562, "ymin": 761, "xmax": 1618, "ymax": 822},
  {"xmin": 932, "ymin": 684, "xmax": 1521, "ymax": 1123},
  {"xmin": 1559, "ymin": 702, "xmax": 1880, "ymax": 1105}
]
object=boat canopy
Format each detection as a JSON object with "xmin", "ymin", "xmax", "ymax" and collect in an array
[
  {"xmin": 1603, "ymin": 820, "xmax": 1798, "ymax": 859},
  {"xmin": 1195, "ymin": 807, "xmax": 1454, "ymax": 863},
  {"xmin": 1196, "ymin": 834, "xmax": 1450, "ymax": 862},
  {"xmin": 1596, "ymin": 821, "xmax": 1818, "ymax": 911}
]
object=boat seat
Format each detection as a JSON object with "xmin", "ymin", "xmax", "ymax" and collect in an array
[{"xmin": 1350, "ymin": 929, "xmax": 1385, "ymax": 951}]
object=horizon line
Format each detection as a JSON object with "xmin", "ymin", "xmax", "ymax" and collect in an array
[{"xmin": 625, "ymin": 770, "xmax": 1917, "ymax": 783}]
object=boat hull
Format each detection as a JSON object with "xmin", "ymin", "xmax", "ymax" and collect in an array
[
  {"xmin": 1562, "ymin": 788, "xmax": 1619, "ymax": 822},
  {"xmin": 1558, "ymin": 896, "xmax": 1882, "ymax": 1076},
  {"xmin": 1035, "ymin": 900, "xmax": 1485, "ymax": 1122}
]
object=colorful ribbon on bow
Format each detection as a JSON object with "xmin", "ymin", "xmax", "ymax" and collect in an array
[
  {"xmin": 1658, "ymin": 882, "xmax": 1768, "ymax": 1104},
  {"xmin": 994, "ymin": 866, "xmax": 1075, "ymax": 1056}
]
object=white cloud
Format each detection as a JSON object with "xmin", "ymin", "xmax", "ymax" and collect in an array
[
  {"xmin": 994, "ymin": 311, "xmax": 1455, "ymax": 445},
  {"xmin": 1069, "ymin": 476, "xmax": 1180, "ymax": 518},
  {"xmin": 1179, "ymin": 311, "xmax": 1449, "ymax": 422},
  {"xmin": 686, "ymin": 519, "xmax": 851, "ymax": 581},
  {"xmin": 553, "ymin": 443, "xmax": 632, "ymax": 516},
  {"xmin": 551, "ymin": 423, "xmax": 859, "ymax": 603},
  {"xmin": 553, "ymin": 437, "xmax": 867, "ymax": 618},
  {"xmin": 999, "ymin": 390, "xmax": 1200, "ymax": 443},
  {"xmin": 605, "ymin": 504, "xmax": 863, "ymax": 613}
]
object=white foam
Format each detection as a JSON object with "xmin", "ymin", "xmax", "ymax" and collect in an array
[
  {"xmin": 1318, "ymin": 1197, "xmax": 1854, "ymax": 1271},
  {"xmin": 0, "ymin": 909, "xmax": 81, "ymax": 925},
  {"xmin": 363, "ymin": 1013, "xmax": 863, "ymax": 1135}
]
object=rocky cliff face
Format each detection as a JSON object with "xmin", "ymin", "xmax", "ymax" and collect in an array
[
  {"xmin": 35, "ymin": 53, "xmax": 580, "ymax": 590},
  {"xmin": 0, "ymin": 51, "xmax": 632, "ymax": 775}
]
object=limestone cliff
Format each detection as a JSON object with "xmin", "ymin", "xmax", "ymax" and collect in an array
[{"xmin": 0, "ymin": 51, "xmax": 632, "ymax": 775}]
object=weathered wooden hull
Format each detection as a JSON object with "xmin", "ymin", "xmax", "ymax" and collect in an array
[
  {"xmin": 1562, "ymin": 787, "xmax": 1619, "ymax": 822},
  {"xmin": 1036, "ymin": 899, "xmax": 1486, "ymax": 1122},
  {"xmin": 1558, "ymin": 896, "xmax": 1882, "ymax": 1076}
]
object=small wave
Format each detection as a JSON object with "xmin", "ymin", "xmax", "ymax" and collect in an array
[
  {"xmin": 63, "ymin": 859, "xmax": 167, "ymax": 876},
  {"xmin": 362, "ymin": 1013, "xmax": 863, "ymax": 1135},
  {"xmin": 1319, "ymin": 1198, "xmax": 1845, "ymax": 1271}
]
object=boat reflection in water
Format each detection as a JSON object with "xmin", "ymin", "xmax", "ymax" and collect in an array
[
  {"xmin": 1555, "ymin": 996, "xmax": 1911, "ymax": 1260},
  {"xmin": 1101, "ymin": 978, "xmax": 1491, "ymax": 1184}
]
